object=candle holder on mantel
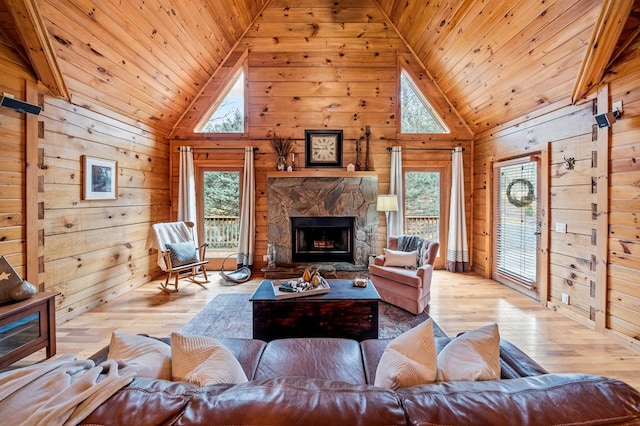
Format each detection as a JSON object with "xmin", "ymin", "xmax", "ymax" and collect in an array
[
  {"xmin": 290, "ymin": 152, "xmax": 296, "ymax": 171},
  {"xmin": 364, "ymin": 125, "xmax": 371, "ymax": 171}
]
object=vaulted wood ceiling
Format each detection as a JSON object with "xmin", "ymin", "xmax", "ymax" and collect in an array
[{"xmin": 1, "ymin": 0, "xmax": 639, "ymax": 136}]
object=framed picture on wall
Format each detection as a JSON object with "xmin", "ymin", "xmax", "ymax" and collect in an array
[
  {"xmin": 82, "ymin": 155, "xmax": 118, "ymax": 200},
  {"xmin": 305, "ymin": 129, "xmax": 343, "ymax": 168}
]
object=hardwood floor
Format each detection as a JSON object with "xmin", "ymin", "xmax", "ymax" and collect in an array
[{"xmin": 17, "ymin": 270, "xmax": 640, "ymax": 391}]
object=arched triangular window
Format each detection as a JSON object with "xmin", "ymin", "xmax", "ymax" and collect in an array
[
  {"xmin": 195, "ymin": 68, "xmax": 245, "ymax": 133},
  {"xmin": 400, "ymin": 69, "xmax": 448, "ymax": 134}
]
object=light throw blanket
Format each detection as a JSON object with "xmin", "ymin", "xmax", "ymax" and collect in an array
[
  {"xmin": 0, "ymin": 354, "xmax": 136, "ymax": 426},
  {"xmin": 147, "ymin": 222, "xmax": 193, "ymax": 270}
]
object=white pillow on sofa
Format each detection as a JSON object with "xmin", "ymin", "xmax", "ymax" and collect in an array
[
  {"xmin": 374, "ymin": 319, "xmax": 437, "ymax": 390},
  {"xmin": 383, "ymin": 248, "xmax": 418, "ymax": 268},
  {"xmin": 171, "ymin": 332, "xmax": 248, "ymax": 386},
  {"xmin": 107, "ymin": 330, "xmax": 172, "ymax": 380},
  {"xmin": 436, "ymin": 323, "xmax": 501, "ymax": 381}
]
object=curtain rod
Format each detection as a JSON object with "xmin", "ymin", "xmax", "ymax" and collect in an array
[
  {"xmin": 386, "ymin": 147, "xmax": 464, "ymax": 152},
  {"xmin": 177, "ymin": 147, "xmax": 259, "ymax": 151}
]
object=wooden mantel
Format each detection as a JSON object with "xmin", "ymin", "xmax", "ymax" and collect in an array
[{"xmin": 266, "ymin": 170, "xmax": 378, "ymax": 178}]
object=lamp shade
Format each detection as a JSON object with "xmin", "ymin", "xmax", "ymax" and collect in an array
[{"xmin": 376, "ymin": 194, "xmax": 398, "ymax": 212}]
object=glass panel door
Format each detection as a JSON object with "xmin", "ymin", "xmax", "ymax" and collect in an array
[
  {"xmin": 198, "ymin": 169, "xmax": 241, "ymax": 253},
  {"xmin": 404, "ymin": 169, "xmax": 446, "ymax": 268},
  {"xmin": 493, "ymin": 158, "xmax": 539, "ymax": 298}
]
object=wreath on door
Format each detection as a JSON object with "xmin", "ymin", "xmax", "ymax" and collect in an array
[{"xmin": 506, "ymin": 178, "xmax": 535, "ymax": 207}]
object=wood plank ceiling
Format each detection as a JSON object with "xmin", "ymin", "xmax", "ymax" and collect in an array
[{"xmin": 1, "ymin": 0, "xmax": 639, "ymax": 136}]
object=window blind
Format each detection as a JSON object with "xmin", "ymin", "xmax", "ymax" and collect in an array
[{"xmin": 494, "ymin": 161, "xmax": 538, "ymax": 289}]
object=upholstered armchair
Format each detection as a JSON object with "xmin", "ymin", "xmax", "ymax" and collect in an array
[{"xmin": 369, "ymin": 236, "xmax": 439, "ymax": 314}]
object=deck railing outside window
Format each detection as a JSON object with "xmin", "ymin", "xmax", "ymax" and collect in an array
[
  {"xmin": 203, "ymin": 216, "xmax": 239, "ymax": 249},
  {"xmin": 405, "ymin": 216, "xmax": 439, "ymax": 242},
  {"xmin": 203, "ymin": 216, "xmax": 439, "ymax": 250}
]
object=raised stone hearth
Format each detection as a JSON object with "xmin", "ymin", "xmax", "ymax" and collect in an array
[
  {"xmin": 262, "ymin": 262, "xmax": 370, "ymax": 280},
  {"xmin": 267, "ymin": 174, "xmax": 378, "ymax": 269}
]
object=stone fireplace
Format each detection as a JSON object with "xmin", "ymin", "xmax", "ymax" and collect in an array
[{"xmin": 267, "ymin": 175, "xmax": 378, "ymax": 267}]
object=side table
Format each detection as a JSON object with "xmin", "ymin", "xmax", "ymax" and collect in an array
[{"xmin": 0, "ymin": 292, "xmax": 59, "ymax": 369}]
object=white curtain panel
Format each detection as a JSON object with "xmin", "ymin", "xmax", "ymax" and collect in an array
[
  {"xmin": 178, "ymin": 146, "xmax": 198, "ymax": 246},
  {"xmin": 388, "ymin": 146, "xmax": 404, "ymax": 237},
  {"xmin": 447, "ymin": 147, "xmax": 470, "ymax": 272},
  {"xmin": 238, "ymin": 147, "xmax": 256, "ymax": 267}
]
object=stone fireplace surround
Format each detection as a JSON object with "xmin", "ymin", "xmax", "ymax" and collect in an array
[{"xmin": 267, "ymin": 174, "xmax": 378, "ymax": 270}]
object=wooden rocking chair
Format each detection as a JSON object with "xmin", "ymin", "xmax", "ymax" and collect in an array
[{"xmin": 150, "ymin": 221, "xmax": 209, "ymax": 292}]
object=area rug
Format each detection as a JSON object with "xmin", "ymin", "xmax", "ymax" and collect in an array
[{"xmin": 181, "ymin": 293, "xmax": 446, "ymax": 339}]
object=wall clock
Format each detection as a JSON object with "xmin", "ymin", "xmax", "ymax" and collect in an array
[{"xmin": 304, "ymin": 129, "xmax": 343, "ymax": 168}]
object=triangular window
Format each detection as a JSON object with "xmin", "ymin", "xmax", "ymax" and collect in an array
[
  {"xmin": 196, "ymin": 68, "xmax": 245, "ymax": 133},
  {"xmin": 400, "ymin": 69, "xmax": 448, "ymax": 134}
]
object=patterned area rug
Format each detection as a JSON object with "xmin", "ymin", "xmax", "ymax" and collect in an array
[{"xmin": 181, "ymin": 293, "xmax": 446, "ymax": 339}]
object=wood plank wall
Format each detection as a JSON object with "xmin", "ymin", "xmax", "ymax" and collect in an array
[
  {"xmin": 604, "ymin": 35, "xmax": 640, "ymax": 344},
  {"xmin": 0, "ymin": 41, "xmax": 32, "ymax": 279},
  {"xmin": 170, "ymin": 0, "xmax": 472, "ymax": 270},
  {"xmin": 38, "ymin": 97, "xmax": 170, "ymax": 322},
  {"xmin": 1, "ymin": 40, "xmax": 171, "ymax": 323},
  {"xmin": 474, "ymin": 37, "xmax": 640, "ymax": 347},
  {"xmin": 474, "ymin": 100, "xmax": 600, "ymax": 325}
]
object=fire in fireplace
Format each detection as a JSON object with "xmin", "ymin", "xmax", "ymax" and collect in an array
[{"xmin": 291, "ymin": 216, "xmax": 355, "ymax": 263}]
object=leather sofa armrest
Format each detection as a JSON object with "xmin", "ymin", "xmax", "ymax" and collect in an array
[
  {"xmin": 498, "ymin": 339, "xmax": 548, "ymax": 378},
  {"xmin": 397, "ymin": 374, "xmax": 640, "ymax": 425},
  {"xmin": 374, "ymin": 255, "xmax": 385, "ymax": 266}
]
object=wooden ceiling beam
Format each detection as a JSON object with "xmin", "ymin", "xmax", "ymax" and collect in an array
[
  {"xmin": 606, "ymin": 24, "xmax": 640, "ymax": 69},
  {"xmin": 5, "ymin": 0, "xmax": 68, "ymax": 99},
  {"xmin": 571, "ymin": 0, "xmax": 633, "ymax": 103}
]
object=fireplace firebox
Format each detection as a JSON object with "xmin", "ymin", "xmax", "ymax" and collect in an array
[{"xmin": 291, "ymin": 216, "xmax": 355, "ymax": 263}]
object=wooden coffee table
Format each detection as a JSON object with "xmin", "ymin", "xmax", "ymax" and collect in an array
[{"xmin": 250, "ymin": 279, "xmax": 381, "ymax": 341}]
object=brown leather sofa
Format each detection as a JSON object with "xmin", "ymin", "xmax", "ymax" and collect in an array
[
  {"xmin": 369, "ymin": 236, "xmax": 440, "ymax": 314},
  {"xmin": 82, "ymin": 336, "xmax": 640, "ymax": 425}
]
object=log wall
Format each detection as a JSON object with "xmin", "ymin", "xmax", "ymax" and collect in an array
[
  {"xmin": 169, "ymin": 0, "xmax": 473, "ymax": 270},
  {"xmin": 474, "ymin": 100, "xmax": 600, "ymax": 327},
  {"xmin": 1, "ymin": 38, "xmax": 170, "ymax": 323},
  {"xmin": 2, "ymin": 42, "xmax": 170, "ymax": 323},
  {"xmin": 38, "ymin": 97, "xmax": 170, "ymax": 322},
  {"xmin": 604, "ymin": 36, "xmax": 640, "ymax": 344},
  {"xmin": 0, "ymin": 38, "xmax": 32, "ymax": 280},
  {"xmin": 474, "ymin": 37, "xmax": 640, "ymax": 346}
]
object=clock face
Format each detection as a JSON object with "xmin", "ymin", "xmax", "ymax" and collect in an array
[
  {"xmin": 311, "ymin": 136, "xmax": 337, "ymax": 162},
  {"xmin": 305, "ymin": 130, "xmax": 343, "ymax": 168}
]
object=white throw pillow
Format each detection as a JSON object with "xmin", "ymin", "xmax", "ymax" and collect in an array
[
  {"xmin": 374, "ymin": 319, "xmax": 437, "ymax": 390},
  {"xmin": 107, "ymin": 330, "xmax": 172, "ymax": 380},
  {"xmin": 436, "ymin": 323, "xmax": 501, "ymax": 382},
  {"xmin": 171, "ymin": 332, "xmax": 248, "ymax": 386},
  {"xmin": 383, "ymin": 248, "xmax": 418, "ymax": 268}
]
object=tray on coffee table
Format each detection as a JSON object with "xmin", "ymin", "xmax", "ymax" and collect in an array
[{"xmin": 270, "ymin": 279, "xmax": 330, "ymax": 300}]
